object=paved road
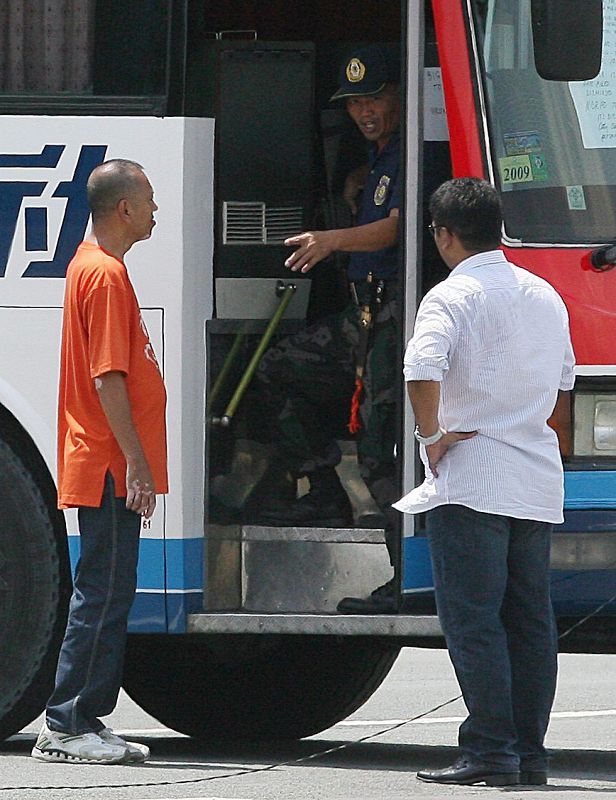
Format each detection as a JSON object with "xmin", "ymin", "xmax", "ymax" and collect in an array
[{"xmin": 2, "ymin": 647, "xmax": 616, "ymax": 800}]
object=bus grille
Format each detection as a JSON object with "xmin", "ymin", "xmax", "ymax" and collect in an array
[{"xmin": 223, "ymin": 202, "xmax": 303, "ymax": 245}]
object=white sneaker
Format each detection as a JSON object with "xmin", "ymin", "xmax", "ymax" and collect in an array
[
  {"xmin": 31, "ymin": 724, "xmax": 128, "ymax": 764},
  {"xmin": 98, "ymin": 727, "xmax": 150, "ymax": 763}
]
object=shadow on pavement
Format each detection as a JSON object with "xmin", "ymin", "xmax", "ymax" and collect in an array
[{"xmin": 2, "ymin": 735, "xmax": 616, "ymax": 793}]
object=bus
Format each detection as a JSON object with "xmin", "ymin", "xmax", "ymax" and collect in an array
[{"xmin": 0, "ymin": 0, "xmax": 614, "ymax": 742}]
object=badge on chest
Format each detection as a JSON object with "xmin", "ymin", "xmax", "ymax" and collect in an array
[{"xmin": 374, "ymin": 174, "xmax": 391, "ymax": 206}]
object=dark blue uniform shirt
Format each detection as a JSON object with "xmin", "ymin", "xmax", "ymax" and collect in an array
[{"xmin": 347, "ymin": 130, "xmax": 401, "ymax": 282}]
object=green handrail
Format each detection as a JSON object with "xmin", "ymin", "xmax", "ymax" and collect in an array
[
  {"xmin": 213, "ymin": 283, "xmax": 297, "ymax": 427},
  {"xmin": 208, "ymin": 332, "xmax": 245, "ymax": 413}
]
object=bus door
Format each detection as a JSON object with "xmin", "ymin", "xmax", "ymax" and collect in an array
[{"xmin": 190, "ymin": 5, "xmax": 409, "ymax": 617}]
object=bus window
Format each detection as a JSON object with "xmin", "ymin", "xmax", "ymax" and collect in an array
[
  {"xmin": 0, "ymin": 3, "xmax": 94, "ymax": 93},
  {"xmin": 474, "ymin": 0, "xmax": 616, "ymax": 244},
  {"xmin": 0, "ymin": 1, "xmax": 169, "ymax": 99}
]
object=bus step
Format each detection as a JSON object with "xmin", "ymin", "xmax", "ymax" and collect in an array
[
  {"xmin": 187, "ymin": 612, "xmax": 442, "ymax": 638},
  {"xmin": 206, "ymin": 524, "xmax": 392, "ymax": 614}
]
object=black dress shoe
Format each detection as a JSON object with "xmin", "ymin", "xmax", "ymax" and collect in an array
[
  {"xmin": 417, "ymin": 757, "xmax": 520, "ymax": 786},
  {"xmin": 520, "ymin": 770, "xmax": 548, "ymax": 785},
  {"xmin": 337, "ymin": 578, "xmax": 397, "ymax": 614}
]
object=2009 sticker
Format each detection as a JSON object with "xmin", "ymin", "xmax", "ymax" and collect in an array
[
  {"xmin": 501, "ymin": 156, "xmax": 533, "ymax": 183},
  {"xmin": 499, "ymin": 153, "xmax": 548, "ymax": 185}
]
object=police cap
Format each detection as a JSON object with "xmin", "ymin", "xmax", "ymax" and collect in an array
[{"xmin": 330, "ymin": 44, "xmax": 400, "ymax": 102}]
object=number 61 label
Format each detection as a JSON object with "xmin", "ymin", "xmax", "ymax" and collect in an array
[{"xmin": 500, "ymin": 154, "xmax": 534, "ymax": 184}]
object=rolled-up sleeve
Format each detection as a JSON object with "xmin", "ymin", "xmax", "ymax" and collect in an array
[
  {"xmin": 387, "ymin": 169, "xmax": 401, "ymax": 213},
  {"xmin": 556, "ymin": 298, "xmax": 576, "ymax": 391},
  {"xmin": 403, "ymin": 291, "xmax": 458, "ymax": 382},
  {"xmin": 560, "ymin": 330, "xmax": 576, "ymax": 391}
]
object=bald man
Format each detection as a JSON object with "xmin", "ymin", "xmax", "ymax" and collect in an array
[{"xmin": 33, "ymin": 160, "xmax": 168, "ymax": 765}]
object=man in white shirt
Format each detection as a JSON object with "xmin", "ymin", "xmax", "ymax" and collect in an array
[{"xmin": 396, "ymin": 178, "xmax": 575, "ymax": 787}]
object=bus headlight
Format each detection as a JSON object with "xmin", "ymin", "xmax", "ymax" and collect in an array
[{"xmin": 574, "ymin": 393, "xmax": 616, "ymax": 456}]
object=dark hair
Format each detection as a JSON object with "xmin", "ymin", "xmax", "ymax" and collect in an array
[
  {"xmin": 87, "ymin": 158, "xmax": 145, "ymax": 219},
  {"xmin": 429, "ymin": 177, "xmax": 502, "ymax": 251}
]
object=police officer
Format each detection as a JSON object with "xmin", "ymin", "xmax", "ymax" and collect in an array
[{"xmin": 257, "ymin": 45, "xmax": 401, "ymax": 613}]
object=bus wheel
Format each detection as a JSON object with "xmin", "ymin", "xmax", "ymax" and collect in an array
[
  {"xmin": 0, "ymin": 440, "xmax": 70, "ymax": 740},
  {"xmin": 124, "ymin": 633, "xmax": 400, "ymax": 739}
]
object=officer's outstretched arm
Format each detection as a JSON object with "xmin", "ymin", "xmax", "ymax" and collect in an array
[{"xmin": 284, "ymin": 210, "xmax": 399, "ymax": 273}]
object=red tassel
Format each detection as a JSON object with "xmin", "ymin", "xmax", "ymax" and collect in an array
[{"xmin": 348, "ymin": 376, "xmax": 363, "ymax": 433}]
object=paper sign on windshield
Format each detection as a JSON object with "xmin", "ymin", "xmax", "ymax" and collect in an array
[{"xmin": 569, "ymin": 4, "xmax": 616, "ymax": 148}]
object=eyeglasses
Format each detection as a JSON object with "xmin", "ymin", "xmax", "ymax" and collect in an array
[{"xmin": 428, "ymin": 223, "xmax": 442, "ymax": 237}]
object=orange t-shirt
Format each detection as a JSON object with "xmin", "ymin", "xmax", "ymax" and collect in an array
[{"xmin": 58, "ymin": 241, "xmax": 168, "ymax": 508}]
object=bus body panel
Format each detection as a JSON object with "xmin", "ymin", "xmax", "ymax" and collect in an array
[
  {"xmin": 0, "ymin": 116, "xmax": 215, "ymax": 632},
  {"xmin": 2, "ymin": 2, "xmax": 615, "ymax": 635},
  {"xmin": 402, "ymin": 1, "xmax": 616, "ymax": 619},
  {"xmin": 502, "ymin": 246, "xmax": 616, "ymax": 368},
  {"xmin": 431, "ymin": 3, "xmax": 616, "ymax": 369},
  {"xmin": 432, "ymin": 0, "xmax": 486, "ymax": 179},
  {"xmin": 0, "ymin": 311, "xmax": 58, "ymax": 476}
]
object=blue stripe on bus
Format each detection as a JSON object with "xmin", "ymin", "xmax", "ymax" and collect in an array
[
  {"xmin": 401, "ymin": 536, "xmax": 434, "ymax": 593},
  {"xmin": 564, "ymin": 470, "xmax": 616, "ymax": 509},
  {"xmin": 128, "ymin": 590, "xmax": 203, "ymax": 634},
  {"xmin": 551, "ymin": 570, "xmax": 616, "ymax": 616},
  {"xmin": 65, "ymin": 539, "xmax": 204, "ymax": 633},
  {"xmin": 67, "ymin": 535, "xmax": 203, "ymax": 591},
  {"xmin": 403, "ymin": 536, "xmax": 616, "ymax": 616},
  {"xmin": 164, "ymin": 537, "xmax": 204, "ymax": 591},
  {"xmin": 402, "ymin": 505, "xmax": 616, "ymax": 597},
  {"xmin": 559, "ymin": 509, "xmax": 616, "ymax": 532}
]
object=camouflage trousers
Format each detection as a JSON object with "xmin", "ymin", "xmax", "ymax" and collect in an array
[{"xmin": 256, "ymin": 282, "xmax": 399, "ymax": 558}]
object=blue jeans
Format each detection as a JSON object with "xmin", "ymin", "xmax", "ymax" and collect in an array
[
  {"xmin": 426, "ymin": 504, "xmax": 557, "ymax": 772},
  {"xmin": 46, "ymin": 474, "xmax": 141, "ymax": 734}
]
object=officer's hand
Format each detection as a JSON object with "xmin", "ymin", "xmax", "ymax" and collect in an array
[
  {"xmin": 284, "ymin": 231, "xmax": 336, "ymax": 273},
  {"xmin": 126, "ymin": 459, "xmax": 157, "ymax": 519},
  {"xmin": 425, "ymin": 431, "xmax": 477, "ymax": 477}
]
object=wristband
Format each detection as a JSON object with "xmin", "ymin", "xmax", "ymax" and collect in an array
[{"xmin": 414, "ymin": 425, "xmax": 446, "ymax": 446}]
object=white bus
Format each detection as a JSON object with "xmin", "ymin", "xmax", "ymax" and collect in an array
[{"xmin": 1, "ymin": 0, "xmax": 612, "ymax": 742}]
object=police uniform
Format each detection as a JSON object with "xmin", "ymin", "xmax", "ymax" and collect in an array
[
  {"xmin": 348, "ymin": 130, "xmax": 401, "ymax": 282},
  {"xmin": 256, "ymin": 46, "xmax": 401, "ymax": 585}
]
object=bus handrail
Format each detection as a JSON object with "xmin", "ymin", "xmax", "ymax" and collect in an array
[
  {"xmin": 211, "ymin": 281, "xmax": 297, "ymax": 427},
  {"xmin": 207, "ymin": 332, "xmax": 245, "ymax": 413}
]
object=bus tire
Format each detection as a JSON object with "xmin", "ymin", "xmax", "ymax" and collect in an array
[
  {"xmin": 124, "ymin": 633, "xmax": 400, "ymax": 740},
  {"xmin": 0, "ymin": 439, "xmax": 70, "ymax": 741}
]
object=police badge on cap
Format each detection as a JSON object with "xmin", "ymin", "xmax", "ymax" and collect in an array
[
  {"xmin": 330, "ymin": 44, "xmax": 399, "ymax": 102},
  {"xmin": 346, "ymin": 57, "xmax": 366, "ymax": 83}
]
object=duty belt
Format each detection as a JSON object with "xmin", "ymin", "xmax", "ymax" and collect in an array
[{"xmin": 348, "ymin": 272, "xmax": 385, "ymax": 433}]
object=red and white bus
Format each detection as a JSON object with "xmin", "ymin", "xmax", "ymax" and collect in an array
[{"xmin": 0, "ymin": 0, "xmax": 613, "ymax": 742}]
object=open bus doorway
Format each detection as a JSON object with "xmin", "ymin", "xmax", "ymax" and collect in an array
[
  {"xmin": 197, "ymin": 2, "xmax": 403, "ymax": 616},
  {"xmin": 193, "ymin": 0, "xmax": 452, "ymax": 617}
]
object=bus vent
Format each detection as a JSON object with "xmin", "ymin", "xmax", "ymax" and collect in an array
[
  {"xmin": 223, "ymin": 202, "xmax": 303, "ymax": 245},
  {"xmin": 223, "ymin": 201, "xmax": 266, "ymax": 245},
  {"xmin": 265, "ymin": 206, "xmax": 303, "ymax": 243}
]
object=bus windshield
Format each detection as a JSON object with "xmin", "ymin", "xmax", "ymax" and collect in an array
[{"xmin": 473, "ymin": 0, "xmax": 616, "ymax": 244}]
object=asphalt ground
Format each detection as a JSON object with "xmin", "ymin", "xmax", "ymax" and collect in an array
[{"xmin": 2, "ymin": 648, "xmax": 616, "ymax": 800}]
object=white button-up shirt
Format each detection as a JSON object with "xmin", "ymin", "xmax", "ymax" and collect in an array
[{"xmin": 394, "ymin": 250, "xmax": 575, "ymax": 523}]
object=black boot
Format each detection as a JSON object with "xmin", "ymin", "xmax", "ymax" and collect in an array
[
  {"xmin": 337, "ymin": 576, "xmax": 398, "ymax": 614},
  {"xmin": 256, "ymin": 467, "xmax": 354, "ymax": 527}
]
